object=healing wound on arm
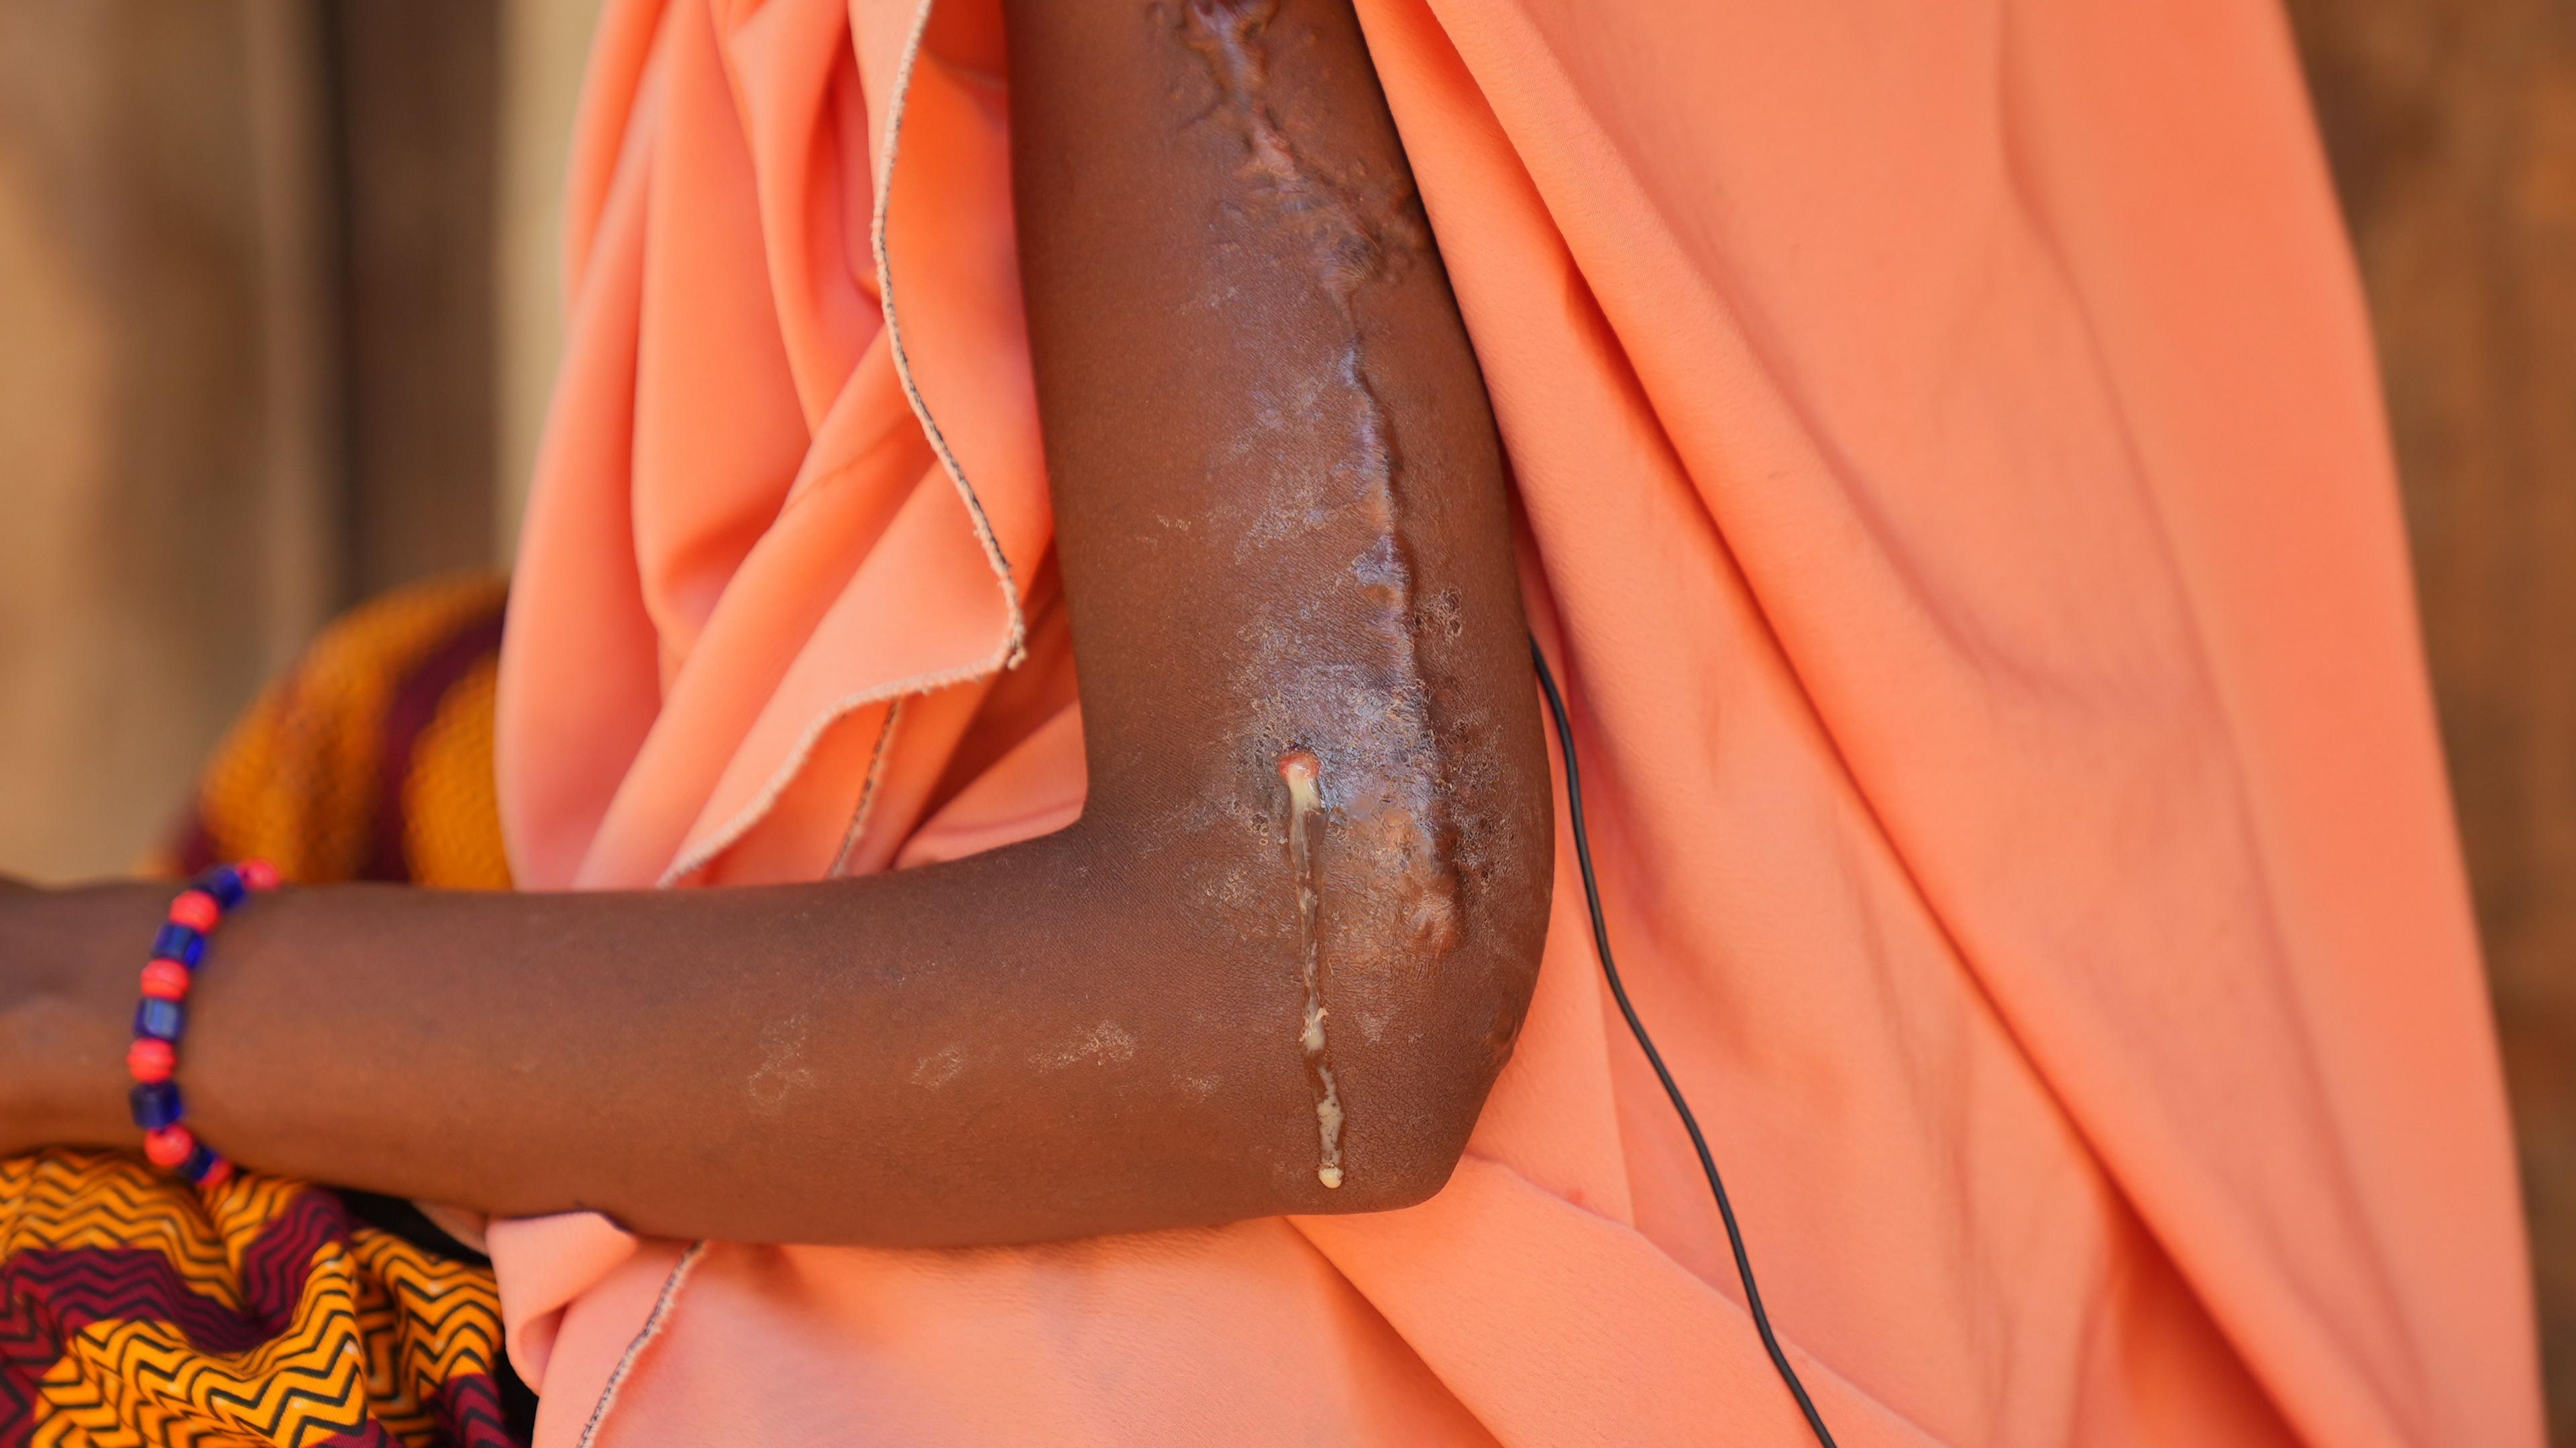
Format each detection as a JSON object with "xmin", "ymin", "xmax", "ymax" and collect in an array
[{"xmin": 1168, "ymin": 0, "xmax": 1505, "ymax": 1196}]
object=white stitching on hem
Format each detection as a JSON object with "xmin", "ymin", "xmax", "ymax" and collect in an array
[
  {"xmin": 872, "ymin": 0, "xmax": 1028, "ymax": 668},
  {"xmin": 655, "ymin": 649, "xmax": 1008, "ymax": 887},
  {"xmin": 572, "ymin": 1241, "xmax": 707, "ymax": 1448},
  {"xmin": 828, "ymin": 698, "xmax": 907, "ymax": 878},
  {"xmin": 653, "ymin": 0, "xmax": 1026, "ymax": 888}
]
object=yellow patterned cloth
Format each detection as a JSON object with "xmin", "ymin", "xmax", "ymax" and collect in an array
[{"xmin": 2, "ymin": 575, "xmax": 523, "ymax": 1447}]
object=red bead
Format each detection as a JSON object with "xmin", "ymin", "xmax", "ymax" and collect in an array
[
  {"xmin": 196, "ymin": 1156, "xmax": 233, "ymax": 1189},
  {"xmin": 167, "ymin": 890, "xmax": 221, "ymax": 932},
  {"xmin": 144, "ymin": 1125, "xmax": 195, "ymax": 1169},
  {"xmin": 140, "ymin": 959, "xmax": 192, "ymax": 1002},
  {"xmin": 239, "ymin": 858, "xmax": 281, "ymax": 893},
  {"xmin": 126, "ymin": 1038, "xmax": 176, "ymax": 1083}
]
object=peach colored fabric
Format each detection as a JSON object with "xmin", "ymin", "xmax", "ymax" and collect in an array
[{"xmin": 490, "ymin": 0, "xmax": 2544, "ymax": 1443}]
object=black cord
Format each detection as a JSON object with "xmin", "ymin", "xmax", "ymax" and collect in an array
[{"xmin": 1529, "ymin": 636, "xmax": 1839, "ymax": 1447}]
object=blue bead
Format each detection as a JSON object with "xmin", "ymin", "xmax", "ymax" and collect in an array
[
  {"xmin": 129, "ymin": 1080, "xmax": 184, "ymax": 1131},
  {"xmin": 133, "ymin": 997, "xmax": 185, "ymax": 1042},
  {"xmin": 178, "ymin": 1143, "xmax": 217, "ymax": 1183},
  {"xmin": 151, "ymin": 924, "xmax": 205, "ymax": 968},
  {"xmin": 193, "ymin": 866, "xmax": 246, "ymax": 910}
]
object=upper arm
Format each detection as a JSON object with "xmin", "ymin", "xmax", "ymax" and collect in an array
[{"xmin": 1003, "ymin": 0, "xmax": 1552, "ymax": 1196}]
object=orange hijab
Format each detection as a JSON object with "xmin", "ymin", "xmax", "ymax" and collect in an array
[{"xmin": 493, "ymin": 1, "xmax": 2543, "ymax": 1443}]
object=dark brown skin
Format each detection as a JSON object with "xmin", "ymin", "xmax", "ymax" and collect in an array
[{"xmin": 0, "ymin": 0, "xmax": 1549, "ymax": 1247}]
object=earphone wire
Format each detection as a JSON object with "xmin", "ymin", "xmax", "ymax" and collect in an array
[{"xmin": 1529, "ymin": 636, "xmax": 1839, "ymax": 1447}]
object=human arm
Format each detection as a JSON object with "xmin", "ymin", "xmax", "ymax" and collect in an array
[{"xmin": 0, "ymin": 0, "xmax": 1548, "ymax": 1246}]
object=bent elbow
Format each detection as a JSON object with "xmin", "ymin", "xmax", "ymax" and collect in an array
[
  {"xmin": 1294, "ymin": 803, "xmax": 1552, "ymax": 1216},
  {"xmin": 1303, "ymin": 999, "xmax": 1523, "ymax": 1214},
  {"xmin": 1099, "ymin": 669, "xmax": 1557, "ymax": 1219}
]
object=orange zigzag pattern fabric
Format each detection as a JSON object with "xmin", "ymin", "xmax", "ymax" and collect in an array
[{"xmin": 2, "ymin": 575, "xmax": 519, "ymax": 1448}]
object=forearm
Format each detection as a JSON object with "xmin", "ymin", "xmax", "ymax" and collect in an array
[{"xmin": 11, "ymin": 823, "xmax": 1408, "ymax": 1245}]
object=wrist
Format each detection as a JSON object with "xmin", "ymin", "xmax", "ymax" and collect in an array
[{"xmin": 2, "ymin": 883, "xmax": 172, "ymax": 1150}]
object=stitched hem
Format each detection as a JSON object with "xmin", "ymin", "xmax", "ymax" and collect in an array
[
  {"xmin": 572, "ymin": 1241, "xmax": 707, "ymax": 1448},
  {"xmin": 873, "ymin": 0, "xmax": 1026, "ymax": 663},
  {"xmin": 655, "ymin": 0, "xmax": 1026, "ymax": 888},
  {"xmin": 828, "ymin": 698, "xmax": 908, "ymax": 877}
]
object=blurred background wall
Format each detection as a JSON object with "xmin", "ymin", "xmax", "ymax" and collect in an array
[
  {"xmin": 0, "ymin": 0, "xmax": 2571, "ymax": 1435},
  {"xmin": 2283, "ymin": 0, "xmax": 2576, "ymax": 1432},
  {"xmin": 0, "ymin": 0, "xmax": 592, "ymax": 880}
]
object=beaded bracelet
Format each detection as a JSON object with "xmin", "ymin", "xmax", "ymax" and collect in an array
[{"xmin": 124, "ymin": 859, "xmax": 279, "ymax": 1187}]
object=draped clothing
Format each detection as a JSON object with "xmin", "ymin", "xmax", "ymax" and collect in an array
[{"xmin": 490, "ymin": 2, "xmax": 2544, "ymax": 1443}]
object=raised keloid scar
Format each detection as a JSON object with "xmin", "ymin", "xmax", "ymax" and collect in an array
[{"xmin": 1179, "ymin": 0, "xmax": 1462, "ymax": 1191}]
